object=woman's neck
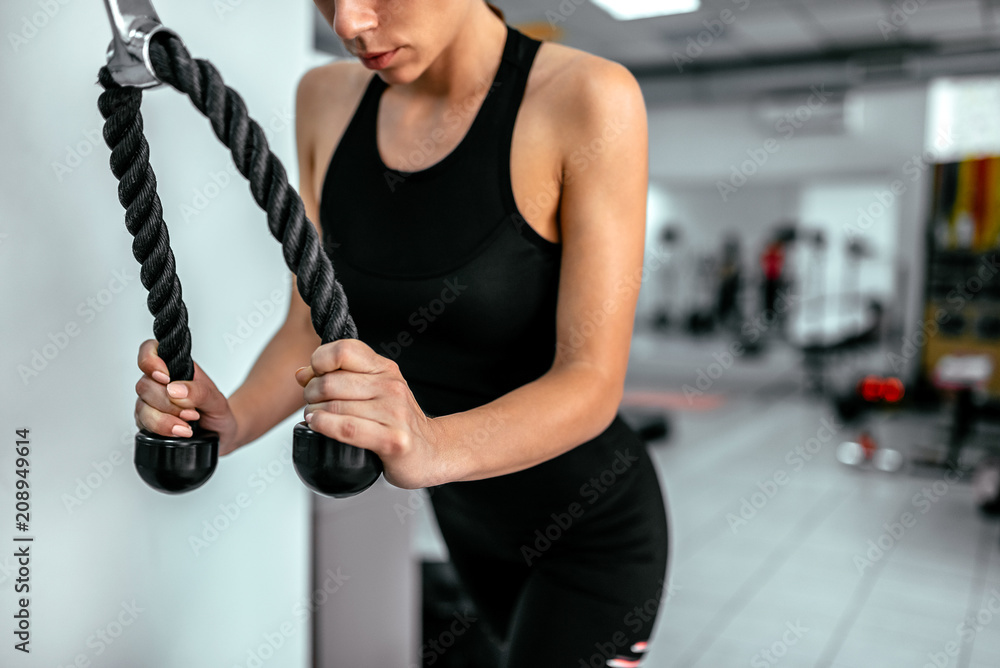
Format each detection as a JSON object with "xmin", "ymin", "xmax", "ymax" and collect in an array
[{"xmin": 399, "ymin": 3, "xmax": 507, "ymax": 104}]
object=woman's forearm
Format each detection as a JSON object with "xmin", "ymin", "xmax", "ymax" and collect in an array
[
  {"xmin": 228, "ymin": 321, "xmax": 321, "ymax": 450},
  {"xmin": 433, "ymin": 363, "xmax": 621, "ymax": 484}
]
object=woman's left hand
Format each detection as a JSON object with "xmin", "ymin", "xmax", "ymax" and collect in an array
[{"xmin": 294, "ymin": 339, "xmax": 445, "ymax": 490}]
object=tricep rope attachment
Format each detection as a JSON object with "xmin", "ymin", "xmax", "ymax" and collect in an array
[{"xmin": 98, "ymin": 0, "xmax": 382, "ymax": 497}]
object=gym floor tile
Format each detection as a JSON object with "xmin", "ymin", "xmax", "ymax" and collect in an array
[
  {"xmin": 720, "ymin": 612, "xmax": 839, "ymax": 658},
  {"xmin": 672, "ymin": 633, "xmax": 770, "ymax": 667},
  {"xmin": 852, "ymin": 603, "xmax": 967, "ymax": 644},
  {"xmin": 830, "ymin": 626, "xmax": 948, "ymax": 665},
  {"xmin": 864, "ymin": 575, "xmax": 975, "ymax": 621}
]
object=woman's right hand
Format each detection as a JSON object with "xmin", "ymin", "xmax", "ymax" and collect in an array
[{"xmin": 134, "ymin": 339, "xmax": 241, "ymax": 456}]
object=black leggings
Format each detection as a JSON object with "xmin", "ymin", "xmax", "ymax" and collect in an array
[{"xmin": 429, "ymin": 415, "xmax": 670, "ymax": 667}]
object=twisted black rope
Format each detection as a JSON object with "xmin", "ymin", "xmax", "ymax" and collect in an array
[
  {"xmin": 97, "ymin": 68, "xmax": 194, "ymax": 381},
  {"xmin": 97, "ymin": 31, "xmax": 356, "ymax": 382}
]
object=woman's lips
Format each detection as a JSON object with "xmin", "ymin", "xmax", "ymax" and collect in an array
[{"xmin": 359, "ymin": 48, "xmax": 399, "ymax": 70}]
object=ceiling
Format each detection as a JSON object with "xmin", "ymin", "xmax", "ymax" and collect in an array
[{"xmin": 494, "ymin": 0, "xmax": 1000, "ymax": 71}]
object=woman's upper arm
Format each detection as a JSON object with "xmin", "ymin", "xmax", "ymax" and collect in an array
[
  {"xmin": 282, "ymin": 67, "xmax": 325, "ymax": 333},
  {"xmin": 552, "ymin": 58, "xmax": 649, "ymax": 413},
  {"xmin": 284, "ymin": 63, "xmax": 363, "ymax": 334}
]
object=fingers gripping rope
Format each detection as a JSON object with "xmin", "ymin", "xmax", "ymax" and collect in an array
[
  {"xmin": 99, "ymin": 17, "xmax": 380, "ymax": 498},
  {"xmin": 97, "ymin": 31, "xmax": 356, "ymax": 387}
]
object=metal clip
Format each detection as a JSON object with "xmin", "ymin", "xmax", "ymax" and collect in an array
[{"xmin": 102, "ymin": 0, "xmax": 180, "ymax": 88}]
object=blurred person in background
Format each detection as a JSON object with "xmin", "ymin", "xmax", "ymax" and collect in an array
[
  {"xmin": 716, "ymin": 234, "xmax": 742, "ymax": 329},
  {"xmin": 761, "ymin": 238, "xmax": 785, "ymax": 316}
]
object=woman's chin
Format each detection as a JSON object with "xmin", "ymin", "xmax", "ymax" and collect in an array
[{"xmin": 375, "ymin": 66, "xmax": 420, "ymax": 87}]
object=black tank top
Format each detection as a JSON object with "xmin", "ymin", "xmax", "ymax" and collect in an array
[{"xmin": 319, "ymin": 25, "xmax": 561, "ymax": 418}]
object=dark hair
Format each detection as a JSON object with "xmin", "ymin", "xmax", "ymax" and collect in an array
[{"xmin": 486, "ymin": 2, "xmax": 505, "ymax": 21}]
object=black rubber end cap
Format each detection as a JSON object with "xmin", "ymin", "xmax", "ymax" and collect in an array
[
  {"xmin": 292, "ymin": 421, "xmax": 383, "ymax": 498},
  {"xmin": 134, "ymin": 426, "xmax": 219, "ymax": 493}
]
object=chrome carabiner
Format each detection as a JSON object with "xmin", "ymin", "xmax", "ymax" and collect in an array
[{"xmin": 102, "ymin": 0, "xmax": 180, "ymax": 88}]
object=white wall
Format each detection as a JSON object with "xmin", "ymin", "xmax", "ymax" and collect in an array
[
  {"xmin": 1, "ymin": 2, "xmax": 319, "ymax": 666},
  {"xmin": 793, "ymin": 180, "xmax": 899, "ymax": 343}
]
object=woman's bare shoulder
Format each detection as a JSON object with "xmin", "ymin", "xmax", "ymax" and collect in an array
[
  {"xmin": 296, "ymin": 60, "xmax": 372, "ymax": 126},
  {"xmin": 531, "ymin": 40, "xmax": 642, "ymax": 112},
  {"xmin": 295, "ymin": 60, "xmax": 374, "ymax": 193},
  {"xmin": 295, "ymin": 60, "xmax": 374, "ymax": 158},
  {"xmin": 528, "ymin": 41, "xmax": 645, "ymax": 150}
]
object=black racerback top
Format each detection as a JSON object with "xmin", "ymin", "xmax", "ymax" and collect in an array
[{"xmin": 318, "ymin": 25, "xmax": 562, "ymax": 419}]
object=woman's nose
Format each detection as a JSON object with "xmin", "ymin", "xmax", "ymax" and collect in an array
[{"xmin": 333, "ymin": 0, "xmax": 379, "ymax": 43}]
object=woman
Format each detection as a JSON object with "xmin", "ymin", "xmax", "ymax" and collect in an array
[{"xmin": 134, "ymin": 1, "xmax": 669, "ymax": 664}]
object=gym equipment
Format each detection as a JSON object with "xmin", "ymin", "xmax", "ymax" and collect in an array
[
  {"xmin": 792, "ymin": 232, "xmax": 888, "ymax": 397},
  {"xmin": 649, "ymin": 224, "xmax": 682, "ymax": 333},
  {"xmin": 921, "ymin": 159, "xmax": 1000, "ymax": 400},
  {"xmin": 835, "ymin": 431, "xmax": 903, "ymax": 473},
  {"xmin": 833, "ymin": 376, "xmax": 906, "ymax": 473},
  {"xmin": 421, "ymin": 560, "xmax": 502, "ymax": 667},
  {"xmin": 685, "ymin": 255, "xmax": 717, "ymax": 336},
  {"xmin": 619, "ymin": 409, "xmax": 671, "ymax": 444},
  {"xmin": 99, "ymin": 0, "xmax": 382, "ymax": 497},
  {"xmin": 927, "ymin": 354, "xmax": 993, "ymax": 470},
  {"xmin": 971, "ymin": 458, "xmax": 1000, "ymax": 516}
]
